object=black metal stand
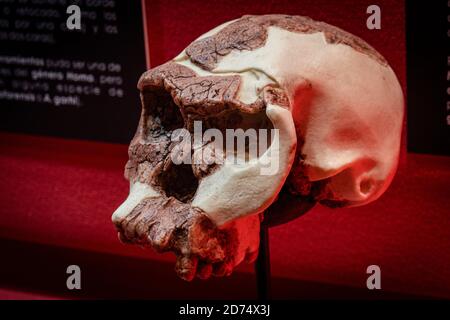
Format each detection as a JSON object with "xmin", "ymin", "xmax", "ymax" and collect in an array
[
  {"xmin": 254, "ymin": 197, "xmax": 316, "ymax": 300},
  {"xmin": 255, "ymin": 221, "xmax": 271, "ymax": 300}
]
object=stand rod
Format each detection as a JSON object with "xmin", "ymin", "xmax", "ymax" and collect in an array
[{"xmin": 255, "ymin": 220, "xmax": 271, "ymax": 300}]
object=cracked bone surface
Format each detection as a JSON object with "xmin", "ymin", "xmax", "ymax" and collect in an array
[{"xmin": 112, "ymin": 15, "xmax": 404, "ymax": 280}]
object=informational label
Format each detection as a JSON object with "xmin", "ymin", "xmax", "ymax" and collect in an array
[
  {"xmin": 0, "ymin": 0, "xmax": 146, "ymax": 143},
  {"xmin": 406, "ymin": 1, "xmax": 450, "ymax": 155}
]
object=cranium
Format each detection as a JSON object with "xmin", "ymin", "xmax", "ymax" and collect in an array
[{"xmin": 112, "ymin": 15, "xmax": 403, "ymax": 280}]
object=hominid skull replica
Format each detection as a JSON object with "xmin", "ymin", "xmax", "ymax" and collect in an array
[{"xmin": 112, "ymin": 15, "xmax": 403, "ymax": 280}]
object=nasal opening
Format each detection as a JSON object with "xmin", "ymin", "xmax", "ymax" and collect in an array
[{"xmin": 157, "ymin": 162, "xmax": 198, "ymax": 203}]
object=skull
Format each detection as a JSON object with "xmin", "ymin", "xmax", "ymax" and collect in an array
[{"xmin": 112, "ymin": 15, "xmax": 403, "ymax": 280}]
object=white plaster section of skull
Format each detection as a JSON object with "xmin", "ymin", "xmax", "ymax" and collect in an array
[
  {"xmin": 192, "ymin": 103, "xmax": 296, "ymax": 225},
  {"xmin": 112, "ymin": 181, "xmax": 159, "ymax": 222},
  {"xmin": 199, "ymin": 26, "xmax": 404, "ymax": 206}
]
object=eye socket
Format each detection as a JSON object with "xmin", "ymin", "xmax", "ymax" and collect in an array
[{"xmin": 142, "ymin": 88, "xmax": 184, "ymax": 135}]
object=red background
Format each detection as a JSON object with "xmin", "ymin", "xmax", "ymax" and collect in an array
[{"xmin": 1, "ymin": 0, "xmax": 450, "ymax": 299}]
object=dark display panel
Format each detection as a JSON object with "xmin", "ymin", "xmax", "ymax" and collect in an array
[
  {"xmin": 0, "ymin": 0, "xmax": 147, "ymax": 143},
  {"xmin": 406, "ymin": 1, "xmax": 450, "ymax": 155}
]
